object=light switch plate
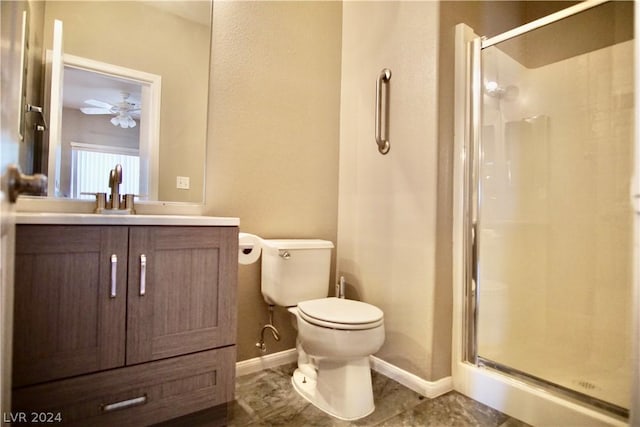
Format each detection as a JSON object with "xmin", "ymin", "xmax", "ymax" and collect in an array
[{"xmin": 176, "ymin": 176, "xmax": 190, "ymax": 190}]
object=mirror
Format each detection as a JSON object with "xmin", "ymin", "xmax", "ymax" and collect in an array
[{"xmin": 31, "ymin": 0, "xmax": 212, "ymax": 203}]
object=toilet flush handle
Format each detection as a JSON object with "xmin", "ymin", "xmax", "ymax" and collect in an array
[{"xmin": 279, "ymin": 250, "xmax": 291, "ymax": 260}]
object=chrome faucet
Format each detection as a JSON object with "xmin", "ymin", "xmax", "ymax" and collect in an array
[
  {"xmin": 85, "ymin": 164, "xmax": 135, "ymax": 214},
  {"xmin": 109, "ymin": 164, "xmax": 123, "ymax": 209}
]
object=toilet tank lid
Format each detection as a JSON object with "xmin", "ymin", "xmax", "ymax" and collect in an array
[{"xmin": 262, "ymin": 239, "xmax": 334, "ymax": 250}]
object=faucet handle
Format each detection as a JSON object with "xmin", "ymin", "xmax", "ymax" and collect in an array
[
  {"xmin": 122, "ymin": 194, "xmax": 137, "ymax": 213},
  {"xmin": 95, "ymin": 192, "xmax": 107, "ymax": 210},
  {"xmin": 80, "ymin": 192, "xmax": 107, "ymax": 213}
]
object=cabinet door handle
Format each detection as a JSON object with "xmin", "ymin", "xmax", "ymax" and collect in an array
[
  {"xmin": 110, "ymin": 254, "xmax": 117, "ymax": 298},
  {"xmin": 139, "ymin": 254, "xmax": 147, "ymax": 296},
  {"xmin": 101, "ymin": 395, "xmax": 147, "ymax": 412}
]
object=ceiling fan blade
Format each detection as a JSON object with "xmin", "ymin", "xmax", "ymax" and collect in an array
[
  {"xmin": 84, "ymin": 99, "xmax": 114, "ymax": 109},
  {"xmin": 80, "ymin": 107, "xmax": 112, "ymax": 115}
]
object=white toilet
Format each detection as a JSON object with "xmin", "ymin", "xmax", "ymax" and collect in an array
[{"xmin": 260, "ymin": 239, "xmax": 385, "ymax": 421}]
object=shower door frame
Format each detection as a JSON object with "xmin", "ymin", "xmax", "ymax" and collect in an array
[{"xmin": 462, "ymin": 0, "xmax": 632, "ymax": 420}]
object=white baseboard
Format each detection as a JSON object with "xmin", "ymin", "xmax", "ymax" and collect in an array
[
  {"xmin": 235, "ymin": 349, "xmax": 453, "ymax": 400},
  {"xmin": 370, "ymin": 355, "xmax": 453, "ymax": 398},
  {"xmin": 236, "ymin": 348, "xmax": 297, "ymax": 377}
]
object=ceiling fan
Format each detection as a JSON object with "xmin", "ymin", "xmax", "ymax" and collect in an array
[{"xmin": 80, "ymin": 92, "xmax": 140, "ymax": 129}]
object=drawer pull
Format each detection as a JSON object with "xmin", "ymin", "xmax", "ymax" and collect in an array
[
  {"xmin": 110, "ymin": 254, "xmax": 117, "ymax": 298},
  {"xmin": 101, "ymin": 395, "xmax": 147, "ymax": 412},
  {"xmin": 140, "ymin": 254, "xmax": 147, "ymax": 296}
]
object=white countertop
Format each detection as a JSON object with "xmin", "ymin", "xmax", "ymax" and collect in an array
[{"xmin": 16, "ymin": 212, "xmax": 239, "ymax": 226}]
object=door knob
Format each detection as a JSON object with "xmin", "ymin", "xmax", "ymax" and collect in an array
[{"xmin": 6, "ymin": 164, "xmax": 47, "ymax": 203}]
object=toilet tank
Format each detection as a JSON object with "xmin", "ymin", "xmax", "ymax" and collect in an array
[{"xmin": 261, "ymin": 239, "xmax": 334, "ymax": 307}]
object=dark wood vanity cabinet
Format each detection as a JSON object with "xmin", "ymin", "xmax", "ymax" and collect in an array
[
  {"xmin": 125, "ymin": 227, "xmax": 237, "ymax": 365},
  {"xmin": 12, "ymin": 224, "xmax": 238, "ymax": 426},
  {"xmin": 13, "ymin": 226, "xmax": 129, "ymax": 387}
]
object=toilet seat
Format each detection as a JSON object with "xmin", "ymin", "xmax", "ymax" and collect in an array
[{"xmin": 297, "ymin": 297, "xmax": 384, "ymax": 330}]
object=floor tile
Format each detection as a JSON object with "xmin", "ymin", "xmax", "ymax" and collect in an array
[
  {"xmin": 350, "ymin": 371, "xmax": 426, "ymax": 426},
  {"xmin": 377, "ymin": 392, "xmax": 509, "ymax": 427},
  {"xmin": 231, "ymin": 363, "xmax": 527, "ymax": 427},
  {"xmin": 498, "ymin": 417, "xmax": 532, "ymax": 427}
]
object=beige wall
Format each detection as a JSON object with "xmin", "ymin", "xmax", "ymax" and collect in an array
[
  {"xmin": 336, "ymin": 0, "xmax": 540, "ymax": 383},
  {"xmin": 336, "ymin": 0, "xmax": 574, "ymax": 382},
  {"xmin": 205, "ymin": 1, "xmax": 342, "ymax": 361},
  {"xmin": 205, "ymin": 0, "xmax": 572, "ymax": 378},
  {"xmin": 337, "ymin": 1, "xmax": 441, "ymax": 381},
  {"xmin": 42, "ymin": 1, "xmax": 209, "ymax": 202}
]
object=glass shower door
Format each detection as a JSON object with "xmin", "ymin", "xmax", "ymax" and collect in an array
[{"xmin": 473, "ymin": 1, "xmax": 634, "ymax": 415}]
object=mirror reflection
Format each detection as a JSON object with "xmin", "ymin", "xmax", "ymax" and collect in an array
[
  {"xmin": 55, "ymin": 59, "xmax": 157, "ymax": 200},
  {"xmin": 34, "ymin": 0, "xmax": 212, "ymax": 203},
  {"xmin": 64, "ymin": 71, "xmax": 142, "ymax": 200}
]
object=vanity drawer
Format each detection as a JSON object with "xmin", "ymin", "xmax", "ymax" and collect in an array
[{"xmin": 12, "ymin": 346, "xmax": 235, "ymax": 426}]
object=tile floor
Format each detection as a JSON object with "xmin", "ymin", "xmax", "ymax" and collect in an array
[{"xmin": 228, "ymin": 364, "xmax": 531, "ymax": 426}]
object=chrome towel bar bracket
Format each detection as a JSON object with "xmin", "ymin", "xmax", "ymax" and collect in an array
[
  {"xmin": 375, "ymin": 68, "xmax": 392, "ymax": 155},
  {"xmin": 25, "ymin": 104, "xmax": 48, "ymax": 131}
]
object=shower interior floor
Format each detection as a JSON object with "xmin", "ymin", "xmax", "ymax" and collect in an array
[{"xmin": 479, "ymin": 345, "xmax": 629, "ymax": 411}]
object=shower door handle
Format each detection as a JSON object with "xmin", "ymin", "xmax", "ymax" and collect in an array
[
  {"xmin": 471, "ymin": 221, "xmax": 478, "ymax": 287},
  {"xmin": 375, "ymin": 68, "xmax": 392, "ymax": 155}
]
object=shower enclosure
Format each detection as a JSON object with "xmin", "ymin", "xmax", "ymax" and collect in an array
[{"xmin": 456, "ymin": 0, "xmax": 635, "ymax": 423}]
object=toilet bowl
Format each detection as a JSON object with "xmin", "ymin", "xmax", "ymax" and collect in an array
[
  {"xmin": 289, "ymin": 297, "xmax": 385, "ymax": 420},
  {"xmin": 260, "ymin": 239, "xmax": 385, "ymax": 420}
]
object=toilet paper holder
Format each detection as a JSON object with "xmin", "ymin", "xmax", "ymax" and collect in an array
[{"xmin": 240, "ymin": 243, "xmax": 255, "ymax": 255}]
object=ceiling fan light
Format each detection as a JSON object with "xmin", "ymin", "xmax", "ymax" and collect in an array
[
  {"xmin": 127, "ymin": 116, "xmax": 136, "ymax": 128},
  {"xmin": 119, "ymin": 116, "xmax": 129, "ymax": 128},
  {"xmin": 110, "ymin": 116, "xmax": 120, "ymax": 126}
]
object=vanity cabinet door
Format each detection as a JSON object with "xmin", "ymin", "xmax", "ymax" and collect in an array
[
  {"xmin": 126, "ymin": 226, "xmax": 237, "ymax": 365},
  {"xmin": 13, "ymin": 225, "xmax": 128, "ymax": 387}
]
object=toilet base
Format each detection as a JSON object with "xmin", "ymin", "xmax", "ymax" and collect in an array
[{"xmin": 291, "ymin": 357, "xmax": 375, "ymax": 421}]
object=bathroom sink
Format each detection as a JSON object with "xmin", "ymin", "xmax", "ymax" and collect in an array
[
  {"xmin": 15, "ymin": 212, "xmax": 239, "ymax": 226},
  {"xmin": 15, "ymin": 196, "xmax": 239, "ymax": 226}
]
